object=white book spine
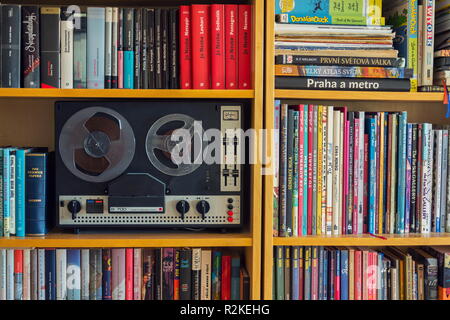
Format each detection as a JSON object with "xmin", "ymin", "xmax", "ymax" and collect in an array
[
  {"xmin": 200, "ymin": 249, "xmax": 211, "ymax": 300},
  {"xmin": 81, "ymin": 249, "xmax": 90, "ymax": 300},
  {"xmin": 421, "ymin": 124, "xmax": 434, "ymax": 233},
  {"xmin": 332, "ymin": 110, "xmax": 341, "ymax": 235},
  {"xmin": 9, "ymin": 153, "xmax": 15, "ymax": 235},
  {"xmin": 433, "ymin": 130, "xmax": 443, "ymax": 232},
  {"xmin": 440, "ymin": 130, "xmax": 448, "ymax": 232},
  {"xmin": 56, "ymin": 249, "xmax": 67, "ymax": 300},
  {"xmin": 6, "ymin": 249, "xmax": 14, "ymax": 300},
  {"xmin": 111, "ymin": 7, "xmax": 119, "ymax": 86},
  {"xmin": 112, "ymin": 248, "xmax": 125, "ymax": 300},
  {"xmin": 422, "ymin": 0, "xmax": 435, "ymax": 86},
  {"xmin": 0, "ymin": 249, "xmax": 6, "ymax": 300},
  {"xmin": 338, "ymin": 112, "xmax": 344, "ymax": 235},
  {"xmin": 321, "ymin": 107, "xmax": 328, "ymax": 235},
  {"xmin": 133, "ymin": 248, "xmax": 142, "ymax": 300},
  {"xmin": 23, "ymin": 249, "xmax": 31, "ymax": 300},
  {"xmin": 37, "ymin": 249, "xmax": 45, "ymax": 300},
  {"xmin": 105, "ymin": 7, "xmax": 113, "ymax": 87},
  {"xmin": 61, "ymin": 21, "xmax": 74, "ymax": 88},
  {"xmin": 326, "ymin": 106, "xmax": 334, "ymax": 235},
  {"xmin": 30, "ymin": 249, "xmax": 37, "ymax": 300},
  {"xmin": 358, "ymin": 112, "xmax": 365, "ymax": 234}
]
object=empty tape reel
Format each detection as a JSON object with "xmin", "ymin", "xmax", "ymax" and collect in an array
[
  {"xmin": 145, "ymin": 114, "xmax": 206, "ymax": 176},
  {"xmin": 59, "ymin": 106, "xmax": 136, "ymax": 183}
]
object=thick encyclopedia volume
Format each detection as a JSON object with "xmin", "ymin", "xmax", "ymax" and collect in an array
[
  {"xmin": 192, "ymin": 5, "xmax": 210, "ymax": 89},
  {"xmin": 87, "ymin": 7, "xmax": 105, "ymax": 89},
  {"xmin": 25, "ymin": 152, "xmax": 48, "ymax": 236},
  {"xmin": 275, "ymin": 76, "xmax": 411, "ymax": 91},
  {"xmin": 179, "ymin": 6, "xmax": 191, "ymax": 89},
  {"xmin": 73, "ymin": 11, "xmax": 87, "ymax": 88},
  {"xmin": 21, "ymin": 6, "xmax": 40, "ymax": 88},
  {"xmin": 225, "ymin": 5, "xmax": 238, "ymax": 89},
  {"xmin": 238, "ymin": 4, "xmax": 251, "ymax": 89},
  {"xmin": 1, "ymin": 5, "xmax": 21, "ymax": 88},
  {"xmin": 211, "ymin": 4, "xmax": 225, "ymax": 89},
  {"xmin": 40, "ymin": 7, "xmax": 60, "ymax": 88}
]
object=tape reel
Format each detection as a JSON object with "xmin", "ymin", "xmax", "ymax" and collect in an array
[
  {"xmin": 145, "ymin": 114, "xmax": 206, "ymax": 176},
  {"xmin": 59, "ymin": 106, "xmax": 136, "ymax": 183}
]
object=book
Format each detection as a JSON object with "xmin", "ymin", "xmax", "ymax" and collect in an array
[
  {"xmin": 211, "ymin": 4, "xmax": 225, "ymax": 89},
  {"xmin": 134, "ymin": 8, "xmax": 142, "ymax": 89},
  {"xmin": 225, "ymin": 5, "xmax": 238, "ymax": 89},
  {"xmin": 179, "ymin": 6, "xmax": 191, "ymax": 89},
  {"xmin": 40, "ymin": 7, "xmax": 60, "ymax": 88},
  {"xmin": 169, "ymin": 8, "xmax": 179, "ymax": 89},
  {"xmin": 73, "ymin": 11, "xmax": 87, "ymax": 88},
  {"xmin": 133, "ymin": 248, "xmax": 141, "ymax": 300},
  {"xmin": 221, "ymin": 253, "xmax": 231, "ymax": 300},
  {"xmin": 111, "ymin": 248, "xmax": 125, "ymax": 300},
  {"xmin": 104, "ymin": 7, "xmax": 113, "ymax": 89},
  {"xmin": 21, "ymin": 6, "xmax": 40, "ymax": 88},
  {"xmin": 66, "ymin": 249, "xmax": 81, "ymax": 300},
  {"xmin": 192, "ymin": 5, "xmax": 210, "ymax": 89},
  {"xmin": 275, "ymin": 65, "xmax": 412, "ymax": 78},
  {"xmin": 1, "ymin": 5, "xmax": 21, "ymax": 88},
  {"xmin": 161, "ymin": 9, "xmax": 169, "ymax": 89},
  {"xmin": 87, "ymin": 7, "xmax": 105, "ymax": 89},
  {"xmin": 111, "ymin": 7, "xmax": 119, "ymax": 88},
  {"xmin": 162, "ymin": 248, "xmax": 174, "ymax": 300},
  {"xmin": 102, "ymin": 248, "xmax": 112, "ymax": 300},
  {"xmin": 123, "ymin": 8, "xmax": 134, "ymax": 89},
  {"xmin": 275, "ymin": 55, "xmax": 405, "ymax": 67},
  {"xmin": 200, "ymin": 249, "xmax": 211, "ymax": 300},
  {"xmin": 238, "ymin": 4, "xmax": 251, "ymax": 89},
  {"xmin": 60, "ymin": 7, "xmax": 74, "ymax": 89},
  {"xmin": 231, "ymin": 255, "xmax": 240, "ymax": 300},
  {"xmin": 45, "ymin": 249, "xmax": 56, "ymax": 300},
  {"xmin": 125, "ymin": 248, "xmax": 133, "ymax": 300},
  {"xmin": 14, "ymin": 250, "xmax": 23, "ymax": 300},
  {"xmin": 212, "ymin": 250, "xmax": 222, "ymax": 300},
  {"xmin": 180, "ymin": 248, "xmax": 191, "ymax": 300},
  {"xmin": 80, "ymin": 249, "xmax": 89, "ymax": 300}
]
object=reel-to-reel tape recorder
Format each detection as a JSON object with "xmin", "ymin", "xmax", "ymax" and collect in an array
[{"xmin": 55, "ymin": 100, "xmax": 248, "ymax": 231}]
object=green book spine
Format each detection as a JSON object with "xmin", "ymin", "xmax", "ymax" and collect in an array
[
  {"xmin": 275, "ymin": 246, "xmax": 284, "ymax": 300},
  {"xmin": 230, "ymin": 256, "xmax": 240, "ymax": 300}
]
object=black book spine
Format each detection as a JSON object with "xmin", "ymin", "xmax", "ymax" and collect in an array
[
  {"xmin": 2, "ymin": 5, "xmax": 21, "ymax": 88},
  {"xmin": 40, "ymin": 7, "xmax": 60, "ymax": 88},
  {"xmin": 241, "ymin": 269, "xmax": 250, "ymax": 300},
  {"xmin": 21, "ymin": 6, "xmax": 40, "ymax": 88},
  {"xmin": 154, "ymin": 248, "xmax": 162, "ymax": 300},
  {"xmin": 410, "ymin": 124, "xmax": 418, "ymax": 233},
  {"xmin": 73, "ymin": 12, "xmax": 87, "ymax": 88},
  {"xmin": 347, "ymin": 112, "xmax": 355, "ymax": 234},
  {"xmin": 141, "ymin": 8, "xmax": 149, "ymax": 89},
  {"xmin": 123, "ymin": 8, "xmax": 134, "ymax": 89},
  {"xmin": 285, "ymin": 108, "xmax": 294, "ymax": 237},
  {"xmin": 275, "ymin": 76, "xmax": 411, "ymax": 92},
  {"xmin": 117, "ymin": 8, "xmax": 123, "ymax": 89},
  {"xmin": 161, "ymin": 8, "xmax": 169, "ymax": 89},
  {"xmin": 134, "ymin": 8, "xmax": 142, "ymax": 89},
  {"xmin": 154, "ymin": 8, "xmax": 162, "ymax": 89},
  {"xmin": 169, "ymin": 8, "xmax": 179, "ymax": 89},
  {"xmin": 148, "ymin": 8, "xmax": 155, "ymax": 89},
  {"xmin": 424, "ymin": 260, "xmax": 438, "ymax": 300},
  {"xmin": 180, "ymin": 249, "xmax": 192, "ymax": 300},
  {"xmin": 274, "ymin": 55, "xmax": 406, "ymax": 67}
]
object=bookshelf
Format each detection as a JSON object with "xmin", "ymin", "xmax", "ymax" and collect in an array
[
  {"xmin": 263, "ymin": 0, "xmax": 450, "ymax": 299},
  {"xmin": 0, "ymin": 0, "xmax": 264, "ymax": 299}
]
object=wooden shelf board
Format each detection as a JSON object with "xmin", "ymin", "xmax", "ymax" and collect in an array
[
  {"xmin": 273, "ymin": 233, "xmax": 450, "ymax": 246},
  {"xmin": 0, "ymin": 231, "xmax": 253, "ymax": 248},
  {"xmin": 274, "ymin": 90, "xmax": 444, "ymax": 102},
  {"xmin": 0, "ymin": 89, "xmax": 254, "ymax": 99}
]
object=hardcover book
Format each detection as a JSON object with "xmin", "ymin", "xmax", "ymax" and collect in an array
[
  {"xmin": 40, "ymin": 7, "xmax": 60, "ymax": 88},
  {"xmin": 21, "ymin": 6, "xmax": 40, "ymax": 88},
  {"xmin": 1, "ymin": 5, "xmax": 21, "ymax": 88},
  {"xmin": 87, "ymin": 7, "xmax": 105, "ymax": 89}
]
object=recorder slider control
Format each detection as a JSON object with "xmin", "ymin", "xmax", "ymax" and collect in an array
[
  {"xmin": 196, "ymin": 200, "xmax": 210, "ymax": 220},
  {"xmin": 176, "ymin": 200, "xmax": 190, "ymax": 220},
  {"xmin": 68, "ymin": 200, "xmax": 81, "ymax": 220}
]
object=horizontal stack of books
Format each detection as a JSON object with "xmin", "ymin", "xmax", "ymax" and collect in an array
[
  {"xmin": 274, "ymin": 0, "xmax": 413, "ymax": 91},
  {"xmin": 274, "ymin": 246, "xmax": 450, "ymax": 300},
  {"xmin": 0, "ymin": 147, "xmax": 49, "ymax": 238},
  {"xmin": 0, "ymin": 247, "xmax": 249, "ymax": 300},
  {"xmin": 1, "ymin": 4, "xmax": 252, "ymax": 90},
  {"xmin": 273, "ymin": 102, "xmax": 450, "ymax": 237}
]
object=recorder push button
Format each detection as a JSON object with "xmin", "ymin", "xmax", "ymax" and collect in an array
[{"xmin": 196, "ymin": 200, "xmax": 210, "ymax": 220}]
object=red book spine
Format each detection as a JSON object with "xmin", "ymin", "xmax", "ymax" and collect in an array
[
  {"xmin": 238, "ymin": 4, "xmax": 251, "ymax": 89},
  {"xmin": 179, "ymin": 5, "xmax": 192, "ymax": 89},
  {"xmin": 221, "ymin": 255, "xmax": 231, "ymax": 300},
  {"xmin": 353, "ymin": 118, "xmax": 360, "ymax": 234},
  {"xmin": 225, "ymin": 5, "xmax": 238, "ymax": 89},
  {"xmin": 354, "ymin": 250, "xmax": 362, "ymax": 300},
  {"xmin": 298, "ymin": 105, "xmax": 305, "ymax": 236},
  {"xmin": 192, "ymin": 5, "xmax": 210, "ymax": 89},
  {"xmin": 307, "ymin": 105, "xmax": 314, "ymax": 235},
  {"xmin": 125, "ymin": 248, "xmax": 133, "ymax": 300},
  {"xmin": 14, "ymin": 249, "xmax": 23, "ymax": 275},
  {"xmin": 363, "ymin": 134, "xmax": 369, "ymax": 234},
  {"xmin": 210, "ymin": 4, "xmax": 225, "ymax": 89},
  {"xmin": 334, "ymin": 254, "xmax": 340, "ymax": 300}
]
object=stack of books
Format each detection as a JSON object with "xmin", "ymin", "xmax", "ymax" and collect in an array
[
  {"xmin": 273, "ymin": 102, "xmax": 450, "ymax": 237},
  {"xmin": 0, "ymin": 4, "xmax": 252, "ymax": 90},
  {"xmin": 0, "ymin": 247, "xmax": 250, "ymax": 300},
  {"xmin": 274, "ymin": 0, "xmax": 413, "ymax": 92},
  {"xmin": 274, "ymin": 245, "xmax": 450, "ymax": 300}
]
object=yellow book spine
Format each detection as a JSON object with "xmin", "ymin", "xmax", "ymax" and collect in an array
[{"xmin": 316, "ymin": 105, "xmax": 323, "ymax": 235}]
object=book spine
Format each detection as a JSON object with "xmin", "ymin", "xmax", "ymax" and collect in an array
[
  {"xmin": 111, "ymin": 7, "xmax": 118, "ymax": 88},
  {"xmin": 238, "ymin": 4, "xmax": 251, "ymax": 89},
  {"xmin": 141, "ymin": 249, "xmax": 154, "ymax": 300},
  {"xmin": 45, "ymin": 249, "xmax": 56, "ymax": 300},
  {"xmin": 416, "ymin": 124, "xmax": 423, "ymax": 233},
  {"xmin": 102, "ymin": 249, "xmax": 112, "ymax": 300},
  {"xmin": 284, "ymin": 246, "xmax": 290, "ymax": 300},
  {"xmin": 147, "ymin": 9, "xmax": 155, "ymax": 89},
  {"xmin": 191, "ymin": 248, "xmax": 201, "ymax": 300},
  {"xmin": 211, "ymin": 4, "xmax": 225, "ymax": 89},
  {"xmin": 368, "ymin": 117, "xmax": 377, "ymax": 234},
  {"xmin": 447, "ymin": 128, "xmax": 450, "ymax": 232},
  {"xmin": 125, "ymin": 248, "xmax": 133, "ymax": 300},
  {"xmin": 293, "ymin": 110, "xmax": 300, "ymax": 236},
  {"xmin": 433, "ymin": 130, "xmax": 443, "ymax": 232},
  {"xmin": 14, "ymin": 150, "xmax": 24, "ymax": 237},
  {"xmin": 111, "ymin": 248, "xmax": 125, "ymax": 300},
  {"xmin": 161, "ymin": 9, "xmax": 169, "ymax": 89},
  {"xmin": 133, "ymin": 248, "xmax": 142, "ymax": 300},
  {"xmin": 358, "ymin": 112, "xmax": 365, "ymax": 234},
  {"xmin": 201, "ymin": 249, "xmax": 212, "ymax": 300},
  {"xmin": 274, "ymin": 55, "xmax": 406, "ymax": 67},
  {"xmin": 421, "ymin": 124, "xmax": 433, "ymax": 233},
  {"xmin": 60, "ymin": 9, "xmax": 74, "ymax": 89},
  {"xmin": 192, "ymin": 5, "xmax": 210, "ymax": 89},
  {"xmin": 23, "ymin": 249, "xmax": 31, "ymax": 300},
  {"xmin": 21, "ymin": 6, "xmax": 40, "ymax": 88},
  {"xmin": 441, "ymin": 131, "xmax": 448, "ymax": 233},
  {"xmin": 66, "ymin": 249, "xmax": 80, "ymax": 300},
  {"xmin": 332, "ymin": 110, "xmax": 341, "ymax": 235},
  {"xmin": 304, "ymin": 247, "xmax": 311, "ymax": 300},
  {"xmin": 291, "ymin": 246, "xmax": 299, "ymax": 300},
  {"xmin": 80, "ymin": 249, "xmax": 89, "ymax": 300},
  {"xmin": 0, "ymin": 152, "xmax": 3, "ymax": 237},
  {"xmin": 179, "ymin": 6, "xmax": 191, "ymax": 89},
  {"xmin": 180, "ymin": 249, "xmax": 192, "ymax": 300},
  {"xmin": 326, "ymin": 106, "xmax": 334, "ymax": 235},
  {"xmin": 397, "ymin": 112, "xmax": 408, "ymax": 233},
  {"xmin": 321, "ymin": 108, "xmax": 328, "ymax": 235},
  {"xmin": 1, "ymin": 5, "xmax": 21, "ymax": 88},
  {"xmin": 40, "ymin": 7, "xmax": 61, "ymax": 88},
  {"xmin": 25, "ymin": 152, "xmax": 47, "ymax": 236},
  {"xmin": 316, "ymin": 106, "xmax": 323, "ymax": 235},
  {"xmin": 133, "ymin": 8, "xmax": 142, "ymax": 89},
  {"xmin": 411, "ymin": 124, "xmax": 418, "ymax": 233},
  {"xmin": 37, "ymin": 249, "xmax": 45, "ymax": 300},
  {"xmin": 87, "ymin": 7, "xmax": 105, "ymax": 89},
  {"xmin": 212, "ymin": 250, "xmax": 222, "ymax": 300},
  {"xmin": 141, "ymin": 9, "xmax": 148, "ymax": 89},
  {"xmin": 408, "ymin": 0, "xmax": 419, "ymax": 91},
  {"xmin": 14, "ymin": 250, "xmax": 23, "ymax": 300},
  {"xmin": 279, "ymin": 104, "xmax": 288, "ymax": 236},
  {"xmin": 118, "ymin": 8, "xmax": 124, "ymax": 89},
  {"xmin": 225, "ymin": 5, "xmax": 238, "ymax": 89},
  {"xmin": 405, "ymin": 124, "xmax": 413, "ymax": 234},
  {"xmin": 422, "ymin": 0, "xmax": 435, "ymax": 86},
  {"xmin": 298, "ymin": 105, "xmax": 305, "ymax": 236},
  {"xmin": 123, "ymin": 8, "xmax": 134, "ymax": 89},
  {"xmin": 275, "ymin": 246, "xmax": 284, "ymax": 300},
  {"xmin": 174, "ymin": 249, "xmax": 180, "ymax": 300},
  {"xmin": 9, "ymin": 151, "xmax": 15, "ymax": 236},
  {"xmin": 73, "ymin": 12, "xmax": 87, "ymax": 88},
  {"xmin": 162, "ymin": 248, "xmax": 174, "ymax": 300},
  {"xmin": 169, "ymin": 8, "xmax": 179, "ymax": 89},
  {"xmin": 311, "ymin": 247, "xmax": 318, "ymax": 300},
  {"xmin": 302, "ymin": 106, "xmax": 309, "ymax": 236},
  {"xmin": 104, "ymin": 7, "xmax": 113, "ymax": 89},
  {"xmin": 231, "ymin": 256, "xmax": 241, "ymax": 300},
  {"xmin": 273, "ymin": 101, "xmax": 280, "ymax": 236},
  {"xmin": 286, "ymin": 109, "xmax": 294, "ymax": 237},
  {"xmin": 221, "ymin": 254, "xmax": 231, "ymax": 300},
  {"xmin": 308, "ymin": 106, "xmax": 314, "ymax": 235},
  {"xmin": 155, "ymin": 8, "xmax": 163, "ymax": 88}
]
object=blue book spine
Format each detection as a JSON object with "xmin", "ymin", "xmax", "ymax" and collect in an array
[
  {"xmin": 45, "ymin": 249, "xmax": 56, "ymax": 300},
  {"xmin": 291, "ymin": 246, "xmax": 299, "ymax": 300},
  {"xmin": 87, "ymin": 7, "xmax": 105, "ymax": 89},
  {"xmin": 405, "ymin": 123, "xmax": 413, "ymax": 234},
  {"xmin": 302, "ymin": 105, "xmax": 308, "ymax": 236},
  {"xmin": 231, "ymin": 256, "xmax": 240, "ymax": 300},
  {"xmin": 25, "ymin": 153, "xmax": 47, "ymax": 236},
  {"xmin": 3, "ymin": 149, "xmax": 10, "ymax": 237},
  {"xmin": 366, "ymin": 118, "xmax": 377, "ymax": 234},
  {"xmin": 15, "ymin": 149, "xmax": 25, "ymax": 237},
  {"xmin": 323, "ymin": 249, "xmax": 328, "ymax": 300},
  {"xmin": 102, "ymin": 249, "xmax": 112, "ymax": 300},
  {"xmin": 211, "ymin": 250, "xmax": 222, "ymax": 299},
  {"xmin": 340, "ymin": 250, "xmax": 349, "ymax": 300},
  {"xmin": 318, "ymin": 247, "xmax": 324, "ymax": 300},
  {"xmin": 292, "ymin": 111, "xmax": 299, "ymax": 236},
  {"xmin": 335, "ymin": 250, "xmax": 340, "ymax": 300},
  {"xmin": 67, "ymin": 249, "xmax": 81, "ymax": 300},
  {"xmin": 124, "ymin": 51, "xmax": 134, "ymax": 89},
  {"xmin": 397, "ymin": 112, "xmax": 407, "ymax": 233}
]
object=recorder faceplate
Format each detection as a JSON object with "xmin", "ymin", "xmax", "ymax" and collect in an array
[{"xmin": 55, "ymin": 100, "xmax": 248, "ymax": 230}]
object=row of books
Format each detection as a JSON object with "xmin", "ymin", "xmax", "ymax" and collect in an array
[
  {"xmin": 1, "ymin": 4, "xmax": 252, "ymax": 90},
  {"xmin": 273, "ymin": 102, "xmax": 450, "ymax": 237},
  {"xmin": 274, "ymin": 246, "xmax": 450, "ymax": 300},
  {"xmin": 0, "ymin": 148, "xmax": 48, "ymax": 238},
  {"xmin": 0, "ymin": 247, "xmax": 249, "ymax": 300},
  {"xmin": 274, "ymin": 0, "xmax": 436, "ymax": 92}
]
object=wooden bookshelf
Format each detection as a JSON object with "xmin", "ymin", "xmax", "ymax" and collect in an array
[
  {"xmin": 263, "ymin": 0, "xmax": 450, "ymax": 300},
  {"xmin": 0, "ymin": 0, "xmax": 264, "ymax": 300}
]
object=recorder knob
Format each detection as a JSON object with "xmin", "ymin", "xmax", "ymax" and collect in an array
[
  {"xmin": 176, "ymin": 200, "xmax": 190, "ymax": 220},
  {"xmin": 196, "ymin": 200, "xmax": 210, "ymax": 220},
  {"xmin": 68, "ymin": 200, "xmax": 81, "ymax": 220}
]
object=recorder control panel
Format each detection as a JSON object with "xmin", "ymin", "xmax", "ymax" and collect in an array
[{"xmin": 221, "ymin": 105, "xmax": 242, "ymax": 193}]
